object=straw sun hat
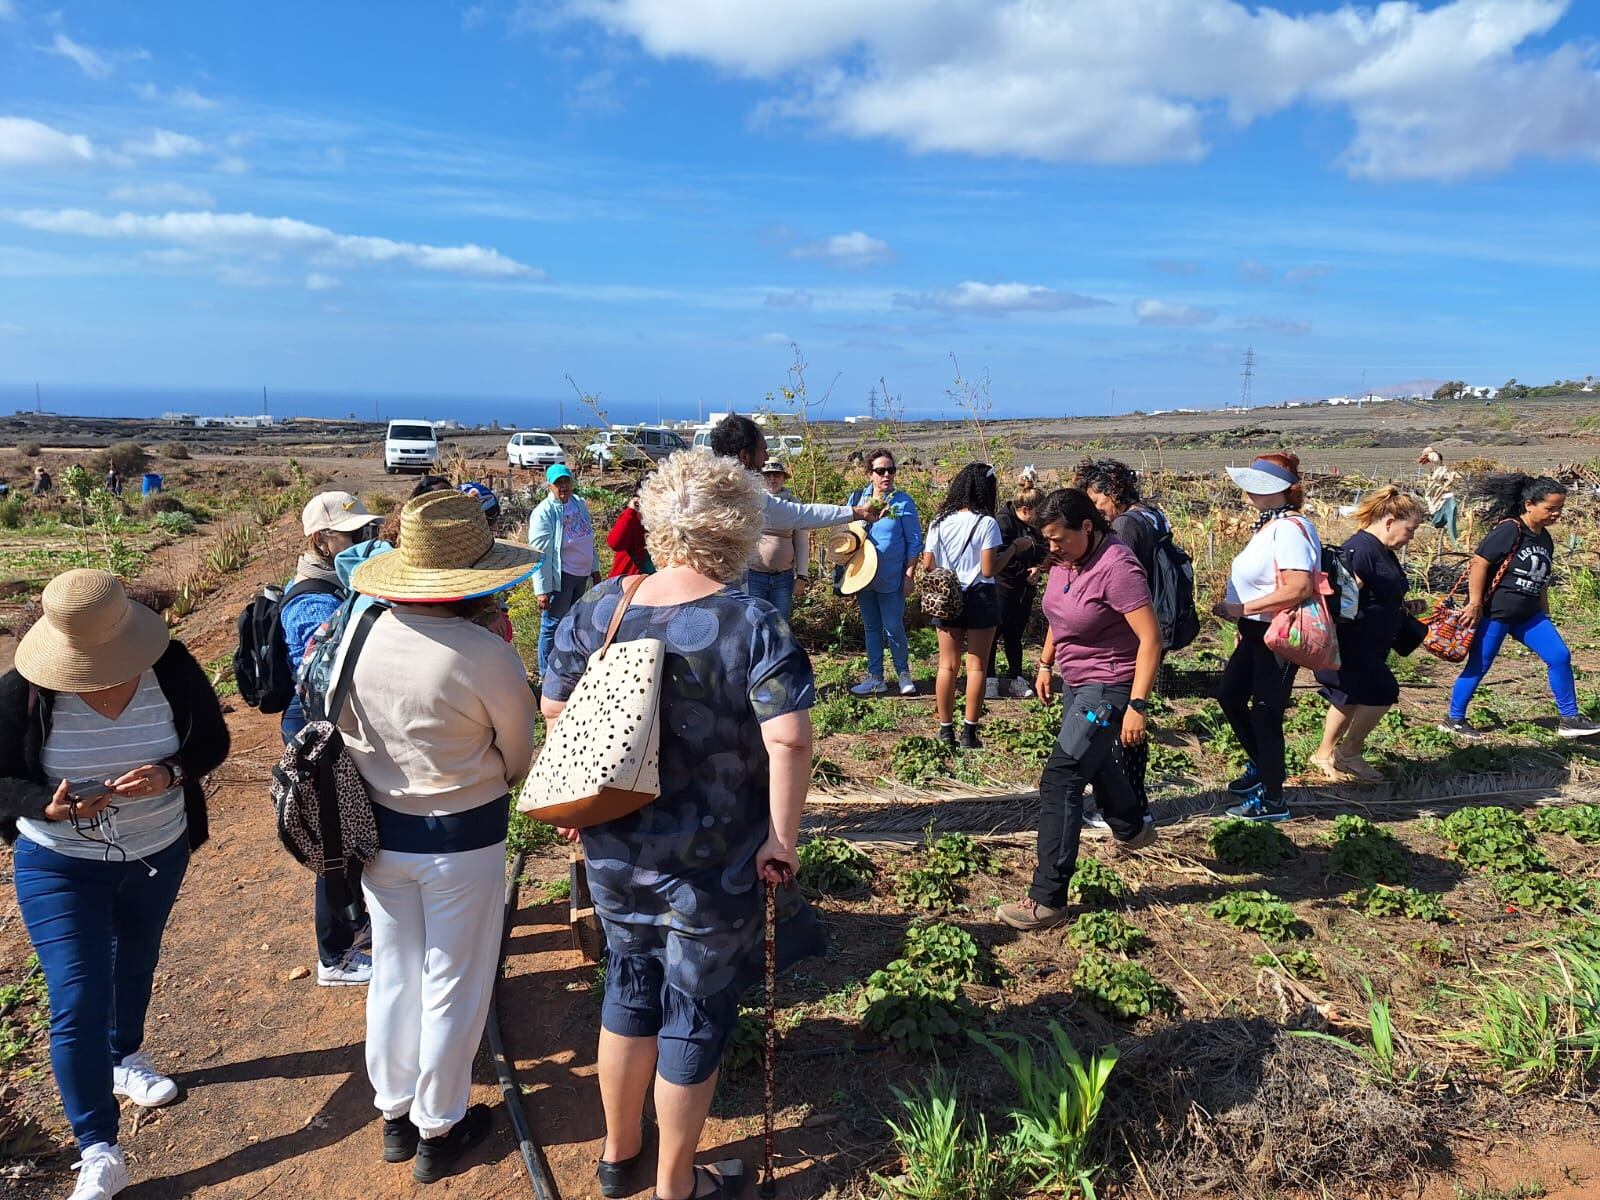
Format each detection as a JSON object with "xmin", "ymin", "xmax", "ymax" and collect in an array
[
  {"xmin": 351, "ymin": 490, "xmax": 539, "ymax": 602},
  {"xmin": 15, "ymin": 569, "xmax": 170, "ymax": 693},
  {"xmin": 828, "ymin": 522, "xmax": 879, "ymax": 596}
]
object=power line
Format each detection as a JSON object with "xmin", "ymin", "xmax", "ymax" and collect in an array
[{"xmin": 1240, "ymin": 346, "xmax": 1256, "ymax": 409}]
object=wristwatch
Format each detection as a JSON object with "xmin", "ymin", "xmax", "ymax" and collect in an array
[
  {"xmin": 1127, "ymin": 698, "xmax": 1150, "ymax": 715},
  {"xmin": 163, "ymin": 759, "xmax": 186, "ymax": 789}
]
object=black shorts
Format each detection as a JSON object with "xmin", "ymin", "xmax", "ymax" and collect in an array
[{"xmin": 936, "ymin": 583, "xmax": 1001, "ymax": 631}]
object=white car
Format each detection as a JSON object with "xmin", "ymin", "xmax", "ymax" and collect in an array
[
  {"xmin": 384, "ymin": 419, "xmax": 439, "ymax": 474},
  {"xmin": 586, "ymin": 427, "xmax": 687, "ymax": 470},
  {"xmin": 770, "ymin": 434, "xmax": 807, "ymax": 459},
  {"xmin": 506, "ymin": 431, "xmax": 567, "ymax": 470}
]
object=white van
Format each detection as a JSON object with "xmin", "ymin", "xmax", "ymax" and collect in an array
[{"xmin": 384, "ymin": 419, "xmax": 439, "ymax": 474}]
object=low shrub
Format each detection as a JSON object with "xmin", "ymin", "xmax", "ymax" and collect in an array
[
  {"xmin": 890, "ymin": 736, "xmax": 952, "ymax": 785},
  {"xmin": 1068, "ymin": 859, "xmax": 1129, "ymax": 907},
  {"xmin": 1209, "ymin": 817, "xmax": 1297, "ymax": 870},
  {"xmin": 797, "ymin": 836, "xmax": 874, "ymax": 894},
  {"xmin": 1493, "ymin": 872, "xmax": 1592, "ymax": 915},
  {"xmin": 153, "ymin": 510, "xmax": 197, "ymax": 536},
  {"xmin": 363, "ymin": 491, "xmax": 399, "ymax": 515},
  {"xmin": 1252, "ymin": 947, "xmax": 1325, "ymax": 980},
  {"xmin": 92, "ymin": 441, "xmax": 150, "ymax": 477},
  {"xmin": 18, "ymin": 441, "xmax": 41, "ymax": 457},
  {"xmin": 1066, "ymin": 911, "xmax": 1147, "ymax": 953},
  {"xmin": 0, "ymin": 496, "xmax": 23, "ymax": 529},
  {"xmin": 1325, "ymin": 814, "xmax": 1407, "ymax": 884},
  {"xmin": 1534, "ymin": 804, "xmax": 1600, "ymax": 844},
  {"xmin": 1071, "ymin": 952, "xmax": 1177, "ymax": 1019},
  {"xmin": 1435, "ymin": 806, "xmax": 1548, "ymax": 874},
  {"xmin": 1348, "ymin": 885, "xmax": 1452, "ymax": 923},
  {"xmin": 162, "ymin": 441, "xmax": 191, "ymax": 460},
  {"xmin": 1206, "ymin": 889, "xmax": 1308, "ymax": 941}
]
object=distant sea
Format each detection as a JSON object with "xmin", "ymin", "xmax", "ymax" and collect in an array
[{"xmin": 0, "ymin": 383, "xmax": 676, "ymax": 428}]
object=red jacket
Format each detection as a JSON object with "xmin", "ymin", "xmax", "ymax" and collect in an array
[{"xmin": 606, "ymin": 505, "xmax": 653, "ymax": 577}]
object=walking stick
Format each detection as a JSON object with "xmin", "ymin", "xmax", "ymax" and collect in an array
[{"xmin": 759, "ymin": 869, "xmax": 787, "ymax": 1199}]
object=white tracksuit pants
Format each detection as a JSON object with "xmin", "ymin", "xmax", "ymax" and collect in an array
[{"xmin": 361, "ymin": 841, "xmax": 506, "ymax": 1136}]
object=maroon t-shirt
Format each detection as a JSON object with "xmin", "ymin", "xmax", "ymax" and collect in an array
[{"xmin": 1042, "ymin": 535, "xmax": 1152, "ymax": 686}]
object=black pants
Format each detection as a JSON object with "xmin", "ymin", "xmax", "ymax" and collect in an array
[
  {"xmin": 283, "ymin": 719, "xmax": 369, "ymax": 966},
  {"xmin": 1217, "ymin": 620, "xmax": 1299, "ymax": 803},
  {"xmin": 990, "ymin": 582, "xmax": 1036, "ymax": 678},
  {"xmin": 1031, "ymin": 682, "xmax": 1147, "ymax": 907}
]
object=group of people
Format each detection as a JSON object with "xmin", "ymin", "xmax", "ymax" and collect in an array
[{"xmin": 3, "ymin": 410, "xmax": 1595, "ymax": 1200}]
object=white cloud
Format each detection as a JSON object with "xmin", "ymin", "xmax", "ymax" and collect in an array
[
  {"xmin": 577, "ymin": 0, "xmax": 1600, "ymax": 179},
  {"xmin": 1135, "ymin": 299, "xmax": 1216, "ymax": 327},
  {"xmin": 763, "ymin": 289, "xmax": 813, "ymax": 308},
  {"xmin": 792, "ymin": 230, "xmax": 891, "ymax": 268},
  {"xmin": 133, "ymin": 83, "xmax": 221, "ymax": 111},
  {"xmin": 0, "ymin": 115, "xmax": 96, "ymax": 166},
  {"xmin": 42, "ymin": 33, "xmax": 113, "ymax": 80},
  {"xmin": 896, "ymin": 281, "xmax": 1108, "ymax": 315},
  {"xmin": 109, "ymin": 182, "xmax": 215, "ymax": 208},
  {"xmin": 1236, "ymin": 315, "xmax": 1312, "ymax": 336},
  {"xmin": 122, "ymin": 129, "xmax": 206, "ymax": 159},
  {"xmin": 306, "ymin": 272, "xmax": 340, "ymax": 291},
  {"xmin": 217, "ymin": 155, "xmax": 250, "ymax": 175},
  {"xmin": 759, "ymin": 331, "xmax": 790, "ymax": 345},
  {"xmin": 0, "ymin": 0, "xmax": 18, "ymax": 22},
  {"xmin": 1236, "ymin": 258, "xmax": 1273, "ymax": 284},
  {"xmin": 1282, "ymin": 263, "xmax": 1331, "ymax": 288},
  {"xmin": 5, "ymin": 207, "xmax": 542, "ymax": 279}
]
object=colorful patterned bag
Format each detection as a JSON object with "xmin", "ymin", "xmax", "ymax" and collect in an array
[
  {"xmin": 1263, "ymin": 518, "xmax": 1341, "ymax": 671},
  {"xmin": 1423, "ymin": 520, "xmax": 1520, "ymax": 664}
]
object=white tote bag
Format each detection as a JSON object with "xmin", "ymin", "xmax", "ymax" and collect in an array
[{"xmin": 518, "ymin": 574, "xmax": 664, "ymax": 828}]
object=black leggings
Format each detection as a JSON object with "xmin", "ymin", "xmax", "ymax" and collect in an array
[
  {"xmin": 990, "ymin": 583, "xmax": 1036, "ymax": 678},
  {"xmin": 1217, "ymin": 620, "xmax": 1299, "ymax": 803}
]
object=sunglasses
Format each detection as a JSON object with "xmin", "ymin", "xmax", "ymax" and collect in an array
[{"xmin": 871, "ymin": 466, "xmax": 897, "ymax": 475}]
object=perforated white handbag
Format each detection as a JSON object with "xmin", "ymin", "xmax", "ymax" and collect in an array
[{"xmin": 518, "ymin": 575, "xmax": 664, "ymax": 828}]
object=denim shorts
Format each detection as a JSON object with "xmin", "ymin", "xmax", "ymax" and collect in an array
[{"xmin": 599, "ymin": 948, "xmax": 741, "ymax": 1086}]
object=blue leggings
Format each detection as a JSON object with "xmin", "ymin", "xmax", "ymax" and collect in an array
[{"xmin": 1449, "ymin": 611, "xmax": 1577, "ymax": 720}]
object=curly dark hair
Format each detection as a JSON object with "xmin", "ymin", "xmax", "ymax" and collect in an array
[
  {"xmin": 1476, "ymin": 472, "xmax": 1566, "ymax": 524},
  {"xmin": 932, "ymin": 462, "xmax": 999, "ymax": 526},
  {"xmin": 1073, "ymin": 458, "xmax": 1141, "ymax": 509},
  {"xmin": 1035, "ymin": 487, "xmax": 1110, "ymax": 535},
  {"xmin": 709, "ymin": 414, "xmax": 763, "ymax": 461}
]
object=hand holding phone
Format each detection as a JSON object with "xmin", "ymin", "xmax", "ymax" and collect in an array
[{"xmin": 42, "ymin": 779, "xmax": 114, "ymax": 822}]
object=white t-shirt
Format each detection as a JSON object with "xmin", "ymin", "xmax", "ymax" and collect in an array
[
  {"xmin": 559, "ymin": 498, "xmax": 595, "ymax": 578},
  {"xmin": 927, "ymin": 511, "xmax": 1004, "ymax": 588},
  {"xmin": 1227, "ymin": 514, "xmax": 1321, "ymax": 621}
]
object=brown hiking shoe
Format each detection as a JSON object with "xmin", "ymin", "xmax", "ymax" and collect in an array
[{"xmin": 996, "ymin": 897, "xmax": 1070, "ymax": 931}]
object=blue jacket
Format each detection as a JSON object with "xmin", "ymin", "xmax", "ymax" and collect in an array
[
  {"xmin": 528, "ymin": 494, "xmax": 594, "ymax": 597},
  {"xmin": 848, "ymin": 487, "xmax": 923, "ymax": 594}
]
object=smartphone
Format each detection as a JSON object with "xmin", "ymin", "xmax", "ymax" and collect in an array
[{"xmin": 69, "ymin": 781, "xmax": 113, "ymax": 801}]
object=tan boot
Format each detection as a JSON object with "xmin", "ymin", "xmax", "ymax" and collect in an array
[{"xmin": 996, "ymin": 897, "xmax": 1071, "ymax": 931}]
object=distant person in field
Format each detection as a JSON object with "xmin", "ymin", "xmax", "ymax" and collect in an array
[
  {"xmin": 745, "ymin": 457, "xmax": 810, "ymax": 619},
  {"xmin": 528, "ymin": 464, "xmax": 601, "ymax": 676},
  {"xmin": 921, "ymin": 463, "xmax": 1033, "ymax": 750},
  {"xmin": 103, "ymin": 466, "xmax": 121, "ymax": 497},
  {"xmin": 282, "ymin": 491, "xmax": 379, "ymax": 987},
  {"xmin": 996, "ymin": 488, "xmax": 1158, "ymax": 932},
  {"xmin": 1442, "ymin": 474, "xmax": 1600, "ymax": 740},
  {"xmin": 1212, "ymin": 452, "xmax": 1320, "ymax": 822},
  {"xmin": 1418, "ymin": 447, "xmax": 1462, "ymax": 547},
  {"xmin": 1, "ymin": 570, "xmax": 228, "ymax": 1200},
  {"xmin": 988, "ymin": 472, "xmax": 1044, "ymax": 699},
  {"xmin": 605, "ymin": 481, "xmax": 654, "ymax": 579},
  {"xmin": 1309, "ymin": 486, "xmax": 1429, "ymax": 782},
  {"xmin": 344, "ymin": 491, "xmax": 539, "ymax": 1183},
  {"xmin": 707, "ymin": 414, "xmax": 882, "ymax": 531},
  {"xmin": 846, "ymin": 447, "xmax": 923, "ymax": 696},
  {"xmin": 33, "ymin": 465, "xmax": 52, "ymax": 496}
]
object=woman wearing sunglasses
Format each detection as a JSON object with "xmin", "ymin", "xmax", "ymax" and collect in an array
[
  {"xmin": 847, "ymin": 448, "xmax": 924, "ymax": 697},
  {"xmin": 0, "ymin": 569, "xmax": 229, "ymax": 1200}
]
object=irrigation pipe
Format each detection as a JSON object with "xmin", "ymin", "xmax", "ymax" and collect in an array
[{"xmin": 487, "ymin": 848, "xmax": 561, "ymax": 1200}]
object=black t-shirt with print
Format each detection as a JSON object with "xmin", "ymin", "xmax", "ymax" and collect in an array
[{"xmin": 1477, "ymin": 519, "xmax": 1554, "ymax": 622}]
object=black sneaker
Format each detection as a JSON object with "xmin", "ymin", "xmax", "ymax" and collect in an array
[
  {"xmin": 383, "ymin": 1116, "xmax": 419, "ymax": 1163},
  {"xmin": 1558, "ymin": 715, "xmax": 1600, "ymax": 739},
  {"xmin": 959, "ymin": 722, "xmax": 982, "ymax": 751},
  {"xmin": 1224, "ymin": 786, "xmax": 1290, "ymax": 823},
  {"xmin": 597, "ymin": 1120, "xmax": 655, "ymax": 1199},
  {"xmin": 413, "ymin": 1104, "xmax": 492, "ymax": 1184},
  {"xmin": 1227, "ymin": 764, "xmax": 1261, "ymax": 796},
  {"xmin": 936, "ymin": 723, "xmax": 957, "ymax": 748},
  {"xmin": 1439, "ymin": 718, "xmax": 1482, "ymax": 740}
]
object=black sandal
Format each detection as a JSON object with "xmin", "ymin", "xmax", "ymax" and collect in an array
[
  {"xmin": 597, "ymin": 1120, "xmax": 656, "ymax": 1199},
  {"xmin": 654, "ymin": 1160, "xmax": 746, "ymax": 1200}
]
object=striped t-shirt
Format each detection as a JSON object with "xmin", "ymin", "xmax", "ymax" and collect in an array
[{"xmin": 19, "ymin": 670, "xmax": 187, "ymax": 860}]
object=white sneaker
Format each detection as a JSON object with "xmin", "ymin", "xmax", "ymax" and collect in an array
[
  {"xmin": 112, "ymin": 1051, "xmax": 178, "ymax": 1107},
  {"xmin": 1082, "ymin": 807, "xmax": 1110, "ymax": 831},
  {"xmin": 984, "ymin": 677, "xmax": 1000, "ymax": 700},
  {"xmin": 850, "ymin": 678, "xmax": 887, "ymax": 697},
  {"xmin": 68, "ymin": 1143, "xmax": 128, "ymax": 1200},
  {"xmin": 897, "ymin": 672, "xmax": 917, "ymax": 697},
  {"xmin": 317, "ymin": 949, "xmax": 373, "ymax": 987}
]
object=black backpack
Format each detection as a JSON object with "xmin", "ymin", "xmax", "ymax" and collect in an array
[
  {"xmin": 1135, "ymin": 506, "xmax": 1200, "ymax": 652},
  {"xmin": 233, "ymin": 579, "xmax": 341, "ymax": 714}
]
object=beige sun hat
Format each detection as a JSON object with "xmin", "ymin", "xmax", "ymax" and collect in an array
[
  {"xmin": 350, "ymin": 490, "xmax": 539, "ymax": 602},
  {"xmin": 15, "ymin": 569, "xmax": 170, "ymax": 692},
  {"xmin": 302, "ymin": 490, "xmax": 375, "ymax": 536},
  {"xmin": 828, "ymin": 522, "xmax": 879, "ymax": 596}
]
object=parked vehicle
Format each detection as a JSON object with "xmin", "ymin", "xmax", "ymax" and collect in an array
[
  {"xmin": 585, "ymin": 426, "xmax": 687, "ymax": 470},
  {"xmin": 506, "ymin": 431, "xmax": 567, "ymax": 470},
  {"xmin": 384, "ymin": 419, "xmax": 439, "ymax": 474},
  {"xmin": 770, "ymin": 434, "xmax": 807, "ymax": 459}
]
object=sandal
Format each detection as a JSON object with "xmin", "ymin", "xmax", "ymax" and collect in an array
[
  {"xmin": 654, "ymin": 1160, "xmax": 746, "ymax": 1200},
  {"xmin": 597, "ymin": 1119, "xmax": 656, "ymax": 1199}
]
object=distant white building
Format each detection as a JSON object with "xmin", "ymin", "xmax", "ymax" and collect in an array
[
  {"xmin": 193, "ymin": 414, "xmax": 275, "ymax": 428},
  {"xmin": 432, "ymin": 419, "xmax": 465, "ymax": 431},
  {"xmin": 161, "ymin": 411, "xmax": 199, "ymax": 423}
]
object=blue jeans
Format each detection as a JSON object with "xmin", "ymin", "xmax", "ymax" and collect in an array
[
  {"xmin": 857, "ymin": 586, "xmax": 909, "ymax": 679},
  {"xmin": 1450, "ymin": 611, "xmax": 1578, "ymax": 720},
  {"xmin": 538, "ymin": 571, "xmax": 591, "ymax": 675},
  {"xmin": 746, "ymin": 569, "xmax": 795, "ymax": 619},
  {"xmin": 13, "ymin": 834, "xmax": 190, "ymax": 1150}
]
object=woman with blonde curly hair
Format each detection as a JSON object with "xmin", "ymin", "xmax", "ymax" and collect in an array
[{"xmin": 543, "ymin": 448, "xmax": 824, "ymax": 1200}]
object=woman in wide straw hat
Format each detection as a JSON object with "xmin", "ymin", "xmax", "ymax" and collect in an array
[
  {"xmin": 540, "ymin": 448, "xmax": 823, "ymax": 1200},
  {"xmin": 0, "ymin": 569, "xmax": 229, "ymax": 1200},
  {"xmin": 340, "ymin": 490, "xmax": 539, "ymax": 1183}
]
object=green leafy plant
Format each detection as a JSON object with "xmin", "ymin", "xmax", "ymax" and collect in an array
[
  {"xmin": 1145, "ymin": 743, "xmax": 1196, "ymax": 778},
  {"xmin": 896, "ymin": 865, "xmax": 960, "ymax": 911},
  {"xmin": 1206, "ymin": 889, "xmax": 1308, "ymax": 941},
  {"xmin": 798, "ymin": 835, "xmax": 875, "ymax": 894},
  {"xmin": 1067, "ymin": 859, "xmax": 1129, "ymax": 907},
  {"xmin": 506, "ymin": 810, "xmax": 560, "ymax": 856},
  {"xmin": 927, "ymin": 832, "xmax": 993, "ymax": 877},
  {"xmin": 1348, "ymin": 885, "xmax": 1452, "ymax": 923},
  {"xmin": 1493, "ymin": 872, "xmax": 1592, "ymax": 915},
  {"xmin": 1070, "ymin": 953, "xmax": 1176, "ymax": 1020},
  {"xmin": 813, "ymin": 693, "xmax": 902, "ymax": 737},
  {"xmin": 858, "ymin": 986, "xmax": 975, "ymax": 1056},
  {"xmin": 811, "ymin": 756, "xmax": 846, "ymax": 788},
  {"xmin": 892, "ymin": 736, "xmax": 953, "ymax": 786},
  {"xmin": 1252, "ymin": 947, "xmax": 1325, "ymax": 980},
  {"xmin": 1293, "ymin": 980, "xmax": 1411, "ymax": 1083},
  {"xmin": 721, "ymin": 1007, "xmax": 765, "ymax": 1072},
  {"xmin": 1435, "ymin": 807, "xmax": 1549, "ymax": 874},
  {"xmin": 975, "ymin": 1022, "xmax": 1117, "ymax": 1199},
  {"xmin": 902, "ymin": 921, "xmax": 992, "ymax": 986},
  {"xmin": 1208, "ymin": 817, "xmax": 1297, "ymax": 870},
  {"xmin": 873, "ymin": 1073, "xmax": 1009, "ymax": 1200},
  {"xmin": 1066, "ymin": 911, "xmax": 1147, "ymax": 954},
  {"xmin": 153, "ymin": 509, "xmax": 197, "ymax": 535},
  {"xmin": 1325, "ymin": 814, "xmax": 1408, "ymax": 884},
  {"xmin": 983, "ymin": 701, "xmax": 1063, "ymax": 764},
  {"xmin": 1533, "ymin": 804, "xmax": 1600, "ymax": 844},
  {"xmin": 1448, "ymin": 946, "xmax": 1600, "ymax": 1093}
]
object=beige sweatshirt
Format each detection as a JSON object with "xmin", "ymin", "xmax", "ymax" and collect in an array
[
  {"xmin": 339, "ymin": 609, "xmax": 537, "ymax": 816},
  {"xmin": 747, "ymin": 489, "xmax": 811, "ymax": 576}
]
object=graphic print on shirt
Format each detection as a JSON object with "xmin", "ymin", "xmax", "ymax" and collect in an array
[
  {"xmin": 562, "ymin": 499, "xmax": 592, "ymax": 540},
  {"xmin": 1504, "ymin": 541, "xmax": 1552, "ymax": 599}
]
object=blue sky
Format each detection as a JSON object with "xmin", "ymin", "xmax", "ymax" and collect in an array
[{"xmin": 2, "ymin": 0, "xmax": 1599, "ymax": 422}]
